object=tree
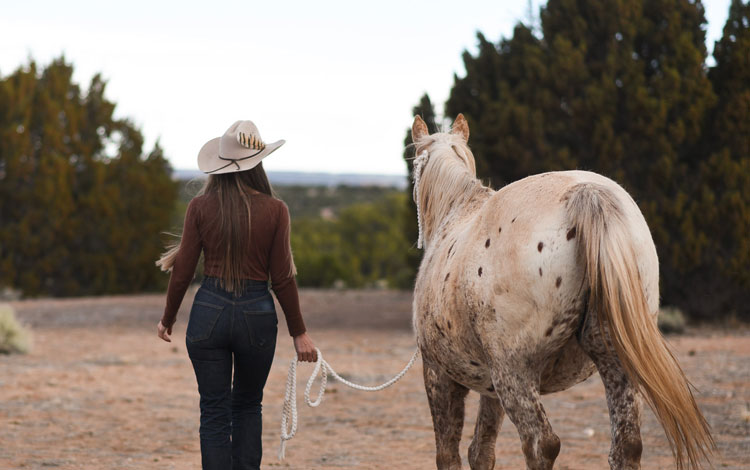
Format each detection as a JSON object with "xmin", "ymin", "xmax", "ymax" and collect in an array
[
  {"xmin": 290, "ymin": 193, "xmax": 414, "ymax": 289},
  {"xmin": 676, "ymin": 0, "xmax": 750, "ymax": 317},
  {"xmin": 0, "ymin": 57, "xmax": 177, "ymax": 296},
  {"xmin": 438, "ymin": 0, "xmax": 748, "ymax": 319}
]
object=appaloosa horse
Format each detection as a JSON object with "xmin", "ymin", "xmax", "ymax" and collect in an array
[{"xmin": 410, "ymin": 115, "xmax": 713, "ymax": 470}]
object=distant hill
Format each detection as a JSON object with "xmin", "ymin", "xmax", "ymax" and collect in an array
[{"xmin": 173, "ymin": 169, "xmax": 408, "ymax": 189}]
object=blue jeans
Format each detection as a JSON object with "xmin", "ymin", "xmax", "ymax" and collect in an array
[{"xmin": 186, "ymin": 277, "xmax": 278, "ymax": 470}]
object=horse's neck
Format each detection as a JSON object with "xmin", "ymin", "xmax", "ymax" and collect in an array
[{"xmin": 423, "ymin": 176, "xmax": 490, "ymax": 245}]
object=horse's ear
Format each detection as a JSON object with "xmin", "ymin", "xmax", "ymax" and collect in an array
[
  {"xmin": 412, "ymin": 115, "xmax": 429, "ymax": 142},
  {"xmin": 451, "ymin": 114, "xmax": 470, "ymax": 142}
]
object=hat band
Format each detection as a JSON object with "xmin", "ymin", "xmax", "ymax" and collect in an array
[{"xmin": 205, "ymin": 149, "xmax": 263, "ymax": 174}]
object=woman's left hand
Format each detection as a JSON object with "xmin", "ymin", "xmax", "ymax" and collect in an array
[
  {"xmin": 157, "ymin": 321, "xmax": 172, "ymax": 342},
  {"xmin": 293, "ymin": 333, "xmax": 318, "ymax": 362}
]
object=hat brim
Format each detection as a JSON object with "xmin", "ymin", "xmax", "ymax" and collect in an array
[{"xmin": 197, "ymin": 139, "xmax": 285, "ymax": 175}]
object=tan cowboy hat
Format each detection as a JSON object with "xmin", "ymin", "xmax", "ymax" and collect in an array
[{"xmin": 197, "ymin": 120, "xmax": 285, "ymax": 174}]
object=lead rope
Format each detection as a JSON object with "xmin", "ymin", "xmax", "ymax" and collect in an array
[
  {"xmin": 279, "ymin": 150, "xmax": 427, "ymax": 460},
  {"xmin": 279, "ymin": 347, "xmax": 420, "ymax": 459},
  {"xmin": 413, "ymin": 150, "xmax": 429, "ymax": 249}
]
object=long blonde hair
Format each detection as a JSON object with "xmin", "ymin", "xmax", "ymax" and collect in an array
[{"xmin": 156, "ymin": 162, "xmax": 294, "ymax": 293}]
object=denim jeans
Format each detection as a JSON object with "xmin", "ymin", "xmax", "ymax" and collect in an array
[{"xmin": 186, "ymin": 276, "xmax": 278, "ymax": 470}]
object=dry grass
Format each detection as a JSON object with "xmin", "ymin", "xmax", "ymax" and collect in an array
[{"xmin": 0, "ymin": 303, "xmax": 32, "ymax": 354}]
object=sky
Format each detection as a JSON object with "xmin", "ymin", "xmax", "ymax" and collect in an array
[{"xmin": 0, "ymin": 0, "xmax": 733, "ymax": 176}]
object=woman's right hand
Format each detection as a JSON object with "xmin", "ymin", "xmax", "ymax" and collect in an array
[{"xmin": 293, "ymin": 333, "xmax": 318, "ymax": 362}]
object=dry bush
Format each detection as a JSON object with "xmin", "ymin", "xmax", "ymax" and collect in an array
[
  {"xmin": 0, "ymin": 304, "xmax": 32, "ymax": 354},
  {"xmin": 658, "ymin": 306, "xmax": 687, "ymax": 334}
]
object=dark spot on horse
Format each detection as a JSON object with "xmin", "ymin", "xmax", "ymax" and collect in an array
[
  {"xmin": 556, "ymin": 277, "xmax": 562, "ymax": 288},
  {"xmin": 511, "ymin": 217, "xmax": 517, "ymax": 223},
  {"xmin": 445, "ymin": 273, "xmax": 450, "ymax": 282},
  {"xmin": 442, "ymin": 232, "xmax": 447, "ymax": 240},
  {"xmin": 473, "ymin": 375, "xmax": 482, "ymax": 381},
  {"xmin": 470, "ymin": 360, "xmax": 480, "ymax": 366},
  {"xmin": 447, "ymin": 320, "xmax": 452, "ymax": 330},
  {"xmin": 448, "ymin": 242, "xmax": 455, "ymax": 256},
  {"xmin": 487, "ymin": 385, "xmax": 495, "ymax": 392},
  {"xmin": 622, "ymin": 437, "xmax": 643, "ymax": 462},
  {"xmin": 541, "ymin": 434, "xmax": 561, "ymax": 461},
  {"xmin": 485, "ymin": 238, "xmax": 490, "ymax": 248},
  {"xmin": 538, "ymin": 242, "xmax": 544, "ymax": 252},
  {"xmin": 498, "ymin": 226, "xmax": 502, "ymax": 234},
  {"xmin": 567, "ymin": 227, "xmax": 577, "ymax": 240},
  {"xmin": 478, "ymin": 267, "xmax": 483, "ymax": 277},
  {"xmin": 545, "ymin": 326, "xmax": 554, "ymax": 337},
  {"xmin": 539, "ymin": 267, "xmax": 543, "ymax": 277}
]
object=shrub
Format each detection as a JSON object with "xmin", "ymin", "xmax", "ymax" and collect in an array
[
  {"xmin": 0, "ymin": 304, "xmax": 32, "ymax": 354},
  {"xmin": 658, "ymin": 306, "xmax": 687, "ymax": 335}
]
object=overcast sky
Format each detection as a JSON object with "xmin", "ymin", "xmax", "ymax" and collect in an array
[{"xmin": 1, "ymin": 0, "xmax": 732, "ymax": 176}]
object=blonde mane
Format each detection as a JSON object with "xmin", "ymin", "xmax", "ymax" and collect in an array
[{"xmin": 412, "ymin": 132, "xmax": 486, "ymax": 248}]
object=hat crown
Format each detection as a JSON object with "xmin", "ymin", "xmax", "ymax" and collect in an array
[
  {"xmin": 220, "ymin": 120, "xmax": 265, "ymax": 155},
  {"xmin": 197, "ymin": 119, "xmax": 285, "ymax": 175}
]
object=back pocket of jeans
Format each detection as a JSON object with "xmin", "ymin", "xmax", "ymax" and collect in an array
[
  {"xmin": 187, "ymin": 300, "xmax": 224, "ymax": 343},
  {"xmin": 242, "ymin": 310, "xmax": 278, "ymax": 350}
]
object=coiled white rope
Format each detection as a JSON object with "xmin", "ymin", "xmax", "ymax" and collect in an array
[
  {"xmin": 278, "ymin": 346, "xmax": 420, "ymax": 459},
  {"xmin": 413, "ymin": 150, "xmax": 429, "ymax": 249}
]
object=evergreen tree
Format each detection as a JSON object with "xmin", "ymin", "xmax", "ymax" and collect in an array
[
  {"xmin": 678, "ymin": 0, "xmax": 750, "ymax": 317},
  {"xmin": 440, "ymin": 0, "xmax": 747, "ymax": 319},
  {"xmin": 0, "ymin": 57, "xmax": 177, "ymax": 297}
]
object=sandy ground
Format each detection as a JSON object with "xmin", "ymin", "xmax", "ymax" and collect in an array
[{"xmin": 1, "ymin": 287, "xmax": 749, "ymax": 470}]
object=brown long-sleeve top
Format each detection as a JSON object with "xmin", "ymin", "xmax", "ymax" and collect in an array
[{"xmin": 161, "ymin": 192, "xmax": 306, "ymax": 337}]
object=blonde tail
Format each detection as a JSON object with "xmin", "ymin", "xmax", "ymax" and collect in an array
[{"xmin": 568, "ymin": 183, "xmax": 714, "ymax": 470}]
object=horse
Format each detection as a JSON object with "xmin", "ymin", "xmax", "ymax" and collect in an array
[{"xmin": 409, "ymin": 114, "xmax": 713, "ymax": 470}]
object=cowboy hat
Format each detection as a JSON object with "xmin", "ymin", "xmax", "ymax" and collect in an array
[{"xmin": 197, "ymin": 120, "xmax": 285, "ymax": 174}]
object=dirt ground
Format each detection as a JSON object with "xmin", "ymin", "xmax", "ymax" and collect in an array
[{"xmin": 2, "ymin": 287, "xmax": 749, "ymax": 470}]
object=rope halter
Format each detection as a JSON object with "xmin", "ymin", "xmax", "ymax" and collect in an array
[{"xmin": 413, "ymin": 150, "xmax": 429, "ymax": 249}]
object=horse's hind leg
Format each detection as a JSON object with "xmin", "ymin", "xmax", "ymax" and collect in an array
[
  {"xmin": 485, "ymin": 363, "xmax": 560, "ymax": 470},
  {"xmin": 468, "ymin": 394, "xmax": 504, "ymax": 470},
  {"xmin": 423, "ymin": 363, "xmax": 469, "ymax": 470},
  {"xmin": 580, "ymin": 312, "xmax": 642, "ymax": 470}
]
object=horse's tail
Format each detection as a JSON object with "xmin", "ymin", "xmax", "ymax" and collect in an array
[{"xmin": 567, "ymin": 183, "xmax": 714, "ymax": 470}]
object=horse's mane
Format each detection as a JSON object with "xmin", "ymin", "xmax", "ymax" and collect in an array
[{"xmin": 412, "ymin": 133, "xmax": 486, "ymax": 246}]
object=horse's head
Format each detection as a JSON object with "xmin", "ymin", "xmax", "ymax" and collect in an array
[
  {"xmin": 409, "ymin": 114, "xmax": 481, "ymax": 249},
  {"xmin": 411, "ymin": 114, "xmax": 476, "ymax": 181}
]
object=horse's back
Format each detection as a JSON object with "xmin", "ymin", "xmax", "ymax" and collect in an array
[
  {"xmin": 463, "ymin": 169, "xmax": 656, "ymax": 360},
  {"xmin": 478, "ymin": 169, "xmax": 656, "ymax": 304}
]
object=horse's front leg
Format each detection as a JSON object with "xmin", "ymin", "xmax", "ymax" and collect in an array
[
  {"xmin": 423, "ymin": 363, "xmax": 469, "ymax": 470},
  {"xmin": 468, "ymin": 394, "xmax": 504, "ymax": 470}
]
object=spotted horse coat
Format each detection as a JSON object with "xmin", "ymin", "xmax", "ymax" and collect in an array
[{"xmin": 409, "ymin": 115, "xmax": 713, "ymax": 470}]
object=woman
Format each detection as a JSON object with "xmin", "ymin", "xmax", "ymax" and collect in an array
[{"xmin": 156, "ymin": 120, "xmax": 317, "ymax": 470}]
